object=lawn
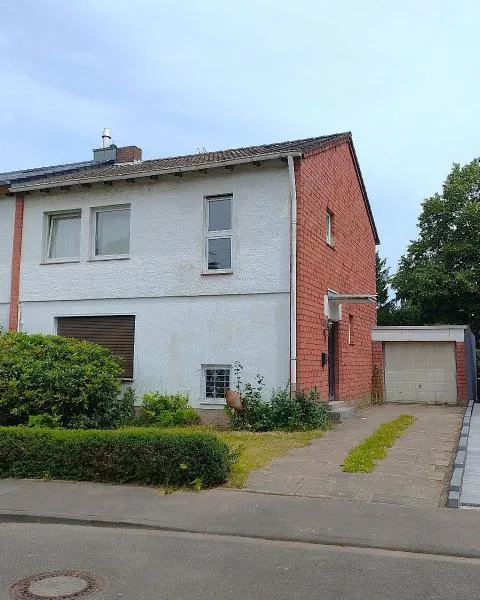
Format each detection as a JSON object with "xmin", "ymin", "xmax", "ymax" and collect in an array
[
  {"xmin": 342, "ymin": 414, "xmax": 416, "ymax": 473},
  {"xmin": 217, "ymin": 429, "xmax": 326, "ymax": 488},
  {"xmin": 174, "ymin": 427, "xmax": 326, "ymax": 488}
]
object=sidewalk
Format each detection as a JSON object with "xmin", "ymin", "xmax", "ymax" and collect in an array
[{"xmin": 3, "ymin": 478, "xmax": 480, "ymax": 558}]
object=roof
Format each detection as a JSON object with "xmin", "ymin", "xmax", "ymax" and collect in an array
[
  {"xmin": 4, "ymin": 131, "xmax": 379, "ymax": 243},
  {"xmin": 9, "ymin": 133, "xmax": 350, "ymax": 190},
  {"xmin": 0, "ymin": 160, "xmax": 108, "ymax": 185}
]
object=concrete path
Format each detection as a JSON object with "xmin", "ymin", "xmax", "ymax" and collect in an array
[
  {"xmin": 247, "ymin": 404, "xmax": 463, "ymax": 507},
  {"xmin": 460, "ymin": 403, "xmax": 480, "ymax": 506}
]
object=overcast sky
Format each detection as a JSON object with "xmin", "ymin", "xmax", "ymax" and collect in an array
[{"xmin": 1, "ymin": 0, "xmax": 479, "ymax": 270}]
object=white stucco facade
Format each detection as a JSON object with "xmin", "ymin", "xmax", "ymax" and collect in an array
[
  {"xmin": 17, "ymin": 162, "xmax": 292, "ymax": 406},
  {"xmin": 0, "ymin": 196, "xmax": 15, "ymax": 330}
]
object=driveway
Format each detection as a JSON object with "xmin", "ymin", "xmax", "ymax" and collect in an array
[{"xmin": 247, "ymin": 404, "xmax": 463, "ymax": 507}]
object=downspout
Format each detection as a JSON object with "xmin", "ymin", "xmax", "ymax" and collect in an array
[
  {"xmin": 287, "ymin": 156, "xmax": 297, "ymax": 392},
  {"xmin": 8, "ymin": 193, "xmax": 24, "ymax": 332}
]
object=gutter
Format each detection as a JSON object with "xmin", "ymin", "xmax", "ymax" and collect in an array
[
  {"xmin": 9, "ymin": 151, "xmax": 303, "ymax": 193},
  {"xmin": 287, "ymin": 155, "xmax": 297, "ymax": 392}
]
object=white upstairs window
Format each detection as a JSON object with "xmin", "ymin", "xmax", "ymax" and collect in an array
[
  {"xmin": 205, "ymin": 195, "xmax": 232, "ymax": 272},
  {"xmin": 45, "ymin": 211, "xmax": 81, "ymax": 261},
  {"xmin": 93, "ymin": 205, "xmax": 131, "ymax": 258}
]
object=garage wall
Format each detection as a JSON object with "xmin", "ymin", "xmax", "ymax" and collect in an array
[{"xmin": 384, "ymin": 342, "xmax": 457, "ymax": 404}]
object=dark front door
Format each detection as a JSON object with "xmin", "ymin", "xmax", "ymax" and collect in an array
[{"xmin": 328, "ymin": 321, "xmax": 337, "ymax": 401}]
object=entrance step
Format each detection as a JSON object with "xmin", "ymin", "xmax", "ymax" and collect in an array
[{"xmin": 326, "ymin": 401, "xmax": 355, "ymax": 423}]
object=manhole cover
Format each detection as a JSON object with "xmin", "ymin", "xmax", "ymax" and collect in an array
[{"xmin": 10, "ymin": 570, "xmax": 101, "ymax": 599}]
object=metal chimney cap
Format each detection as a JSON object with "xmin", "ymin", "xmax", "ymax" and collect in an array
[{"xmin": 102, "ymin": 128, "xmax": 112, "ymax": 148}]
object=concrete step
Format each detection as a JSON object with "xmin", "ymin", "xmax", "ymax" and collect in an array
[{"xmin": 326, "ymin": 402, "xmax": 356, "ymax": 423}]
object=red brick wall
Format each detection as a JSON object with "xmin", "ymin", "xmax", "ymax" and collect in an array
[
  {"xmin": 455, "ymin": 342, "xmax": 467, "ymax": 406},
  {"xmin": 8, "ymin": 193, "xmax": 24, "ymax": 332},
  {"xmin": 115, "ymin": 146, "xmax": 142, "ymax": 163},
  {"xmin": 295, "ymin": 142, "xmax": 377, "ymax": 402}
]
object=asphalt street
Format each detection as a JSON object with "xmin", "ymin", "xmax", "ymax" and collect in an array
[{"xmin": 2, "ymin": 522, "xmax": 480, "ymax": 600}]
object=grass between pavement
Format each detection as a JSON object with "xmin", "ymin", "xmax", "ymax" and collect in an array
[
  {"xmin": 179, "ymin": 427, "xmax": 326, "ymax": 488},
  {"xmin": 342, "ymin": 414, "xmax": 416, "ymax": 473}
]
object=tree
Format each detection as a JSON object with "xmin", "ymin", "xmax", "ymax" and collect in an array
[
  {"xmin": 392, "ymin": 157, "xmax": 480, "ymax": 336},
  {"xmin": 376, "ymin": 251, "xmax": 394, "ymax": 325}
]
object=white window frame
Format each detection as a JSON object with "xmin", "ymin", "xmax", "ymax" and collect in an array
[
  {"xmin": 201, "ymin": 364, "xmax": 232, "ymax": 405},
  {"xmin": 43, "ymin": 210, "xmax": 82, "ymax": 263},
  {"xmin": 326, "ymin": 210, "xmax": 334, "ymax": 247},
  {"xmin": 204, "ymin": 195, "xmax": 233, "ymax": 274},
  {"xmin": 348, "ymin": 314, "xmax": 354, "ymax": 345},
  {"xmin": 90, "ymin": 204, "xmax": 131, "ymax": 261}
]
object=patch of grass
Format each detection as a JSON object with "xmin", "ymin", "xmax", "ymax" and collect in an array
[
  {"xmin": 170, "ymin": 426, "xmax": 326, "ymax": 488},
  {"xmin": 342, "ymin": 415, "xmax": 416, "ymax": 473},
  {"xmin": 217, "ymin": 429, "xmax": 325, "ymax": 488}
]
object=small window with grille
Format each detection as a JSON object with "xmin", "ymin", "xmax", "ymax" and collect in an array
[{"xmin": 203, "ymin": 365, "xmax": 231, "ymax": 403}]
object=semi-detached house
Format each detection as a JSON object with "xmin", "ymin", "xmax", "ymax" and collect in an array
[{"xmin": 0, "ymin": 132, "xmax": 379, "ymax": 418}]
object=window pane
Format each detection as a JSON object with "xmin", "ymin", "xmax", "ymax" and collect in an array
[
  {"xmin": 95, "ymin": 209, "xmax": 130, "ymax": 256},
  {"xmin": 208, "ymin": 237, "xmax": 231, "ymax": 270},
  {"xmin": 48, "ymin": 214, "xmax": 80, "ymax": 259},
  {"xmin": 205, "ymin": 368, "xmax": 230, "ymax": 399},
  {"xmin": 208, "ymin": 198, "xmax": 231, "ymax": 231},
  {"xmin": 326, "ymin": 212, "xmax": 331, "ymax": 243}
]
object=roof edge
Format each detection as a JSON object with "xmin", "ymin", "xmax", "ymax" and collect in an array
[{"xmin": 10, "ymin": 151, "xmax": 303, "ymax": 192}]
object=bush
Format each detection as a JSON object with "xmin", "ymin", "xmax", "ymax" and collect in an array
[
  {"xmin": 139, "ymin": 392, "xmax": 200, "ymax": 427},
  {"xmin": 0, "ymin": 427, "xmax": 230, "ymax": 487},
  {"xmin": 227, "ymin": 383, "xmax": 329, "ymax": 432},
  {"xmin": 0, "ymin": 332, "xmax": 133, "ymax": 429}
]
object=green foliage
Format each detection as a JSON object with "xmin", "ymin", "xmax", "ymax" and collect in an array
[
  {"xmin": 139, "ymin": 392, "xmax": 200, "ymax": 427},
  {"xmin": 0, "ymin": 332, "xmax": 132, "ymax": 429},
  {"xmin": 392, "ymin": 158, "xmax": 480, "ymax": 335},
  {"xmin": 343, "ymin": 415, "xmax": 416, "ymax": 472},
  {"xmin": 0, "ymin": 427, "xmax": 230, "ymax": 487},
  {"xmin": 27, "ymin": 414, "xmax": 61, "ymax": 428},
  {"xmin": 226, "ymin": 370, "xmax": 328, "ymax": 432}
]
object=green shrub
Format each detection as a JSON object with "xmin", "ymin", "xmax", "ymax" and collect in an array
[
  {"xmin": 139, "ymin": 392, "xmax": 200, "ymax": 427},
  {"xmin": 27, "ymin": 414, "xmax": 61, "ymax": 428},
  {"xmin": 226, "ymin": 379, "xmax": 328, "ymax": 432},
  {"xmin": 0, "ymin": 427, "xmax": 230, "ymax": 487},
  {"xmin": 0, "ymin": 332, "xmax": 132, "ymax": 429}
]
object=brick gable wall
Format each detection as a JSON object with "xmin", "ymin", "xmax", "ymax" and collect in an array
[{"xmin": 295, "ymin": 142, "xmax": 376, "ymax": 402}]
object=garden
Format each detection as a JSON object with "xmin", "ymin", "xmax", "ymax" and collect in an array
[{"xmin": 0, "ymin": 333, "xmax": 330, "ymax": 490}]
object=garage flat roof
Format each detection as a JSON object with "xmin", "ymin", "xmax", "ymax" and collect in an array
[{"xmin": 372, "ymin": 325, "xmax": 468, "ymax": 343}]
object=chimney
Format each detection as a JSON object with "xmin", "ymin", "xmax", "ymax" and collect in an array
[
  {"xmin": 92, "ymin": 129, "xmax": 142, "ymax": 164},
  {"xmin": 115, "ymin": 145, "xmax": 142, "ymax": 163},
  {"xmin": 102, "ymin": 128, "xmax": 112, "ymax": 148},
  {"xmin": 93, "ymin": 128, "xmax": 117, "ymax": 163}
]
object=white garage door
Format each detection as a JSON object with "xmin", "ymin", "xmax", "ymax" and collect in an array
[{"xmin": 384, "ymin": 342, "xmax": 457, "ymax": 404}]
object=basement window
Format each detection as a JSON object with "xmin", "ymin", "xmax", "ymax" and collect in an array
[{"xmin": 202, "ymin": 365, "xmax": 231, "ymax": 403}]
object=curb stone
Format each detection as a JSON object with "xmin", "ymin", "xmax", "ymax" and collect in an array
[{"xmin": 448, "ymin": 400, "xmax": 475, "ymax": 508}]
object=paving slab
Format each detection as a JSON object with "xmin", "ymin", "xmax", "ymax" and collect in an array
[{"xmin": 247, "ymin": 404, "xmax": 463, "ymax": 506}]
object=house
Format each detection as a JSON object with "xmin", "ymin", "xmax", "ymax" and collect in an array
[{"xmin": 0, "ymin": 131, "xmax": 379, "ymax": 418}]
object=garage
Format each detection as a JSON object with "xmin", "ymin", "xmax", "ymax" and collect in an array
[
  {"xmin": 384, "ymin": 341, "xmax": 457, "ymax": 404},
  {"xmin": 372, "ymin": 326, "xmax": 477, "ymax": 406}
]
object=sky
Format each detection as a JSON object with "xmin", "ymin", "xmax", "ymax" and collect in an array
[{"xmin": 1, "ymin": 0, "xmax": 479, "ymax": 271}]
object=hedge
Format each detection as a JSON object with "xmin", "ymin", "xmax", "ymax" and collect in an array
[{"xmin": 0, "ymin": 427, "xmax": 230, "ymax": 488}]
